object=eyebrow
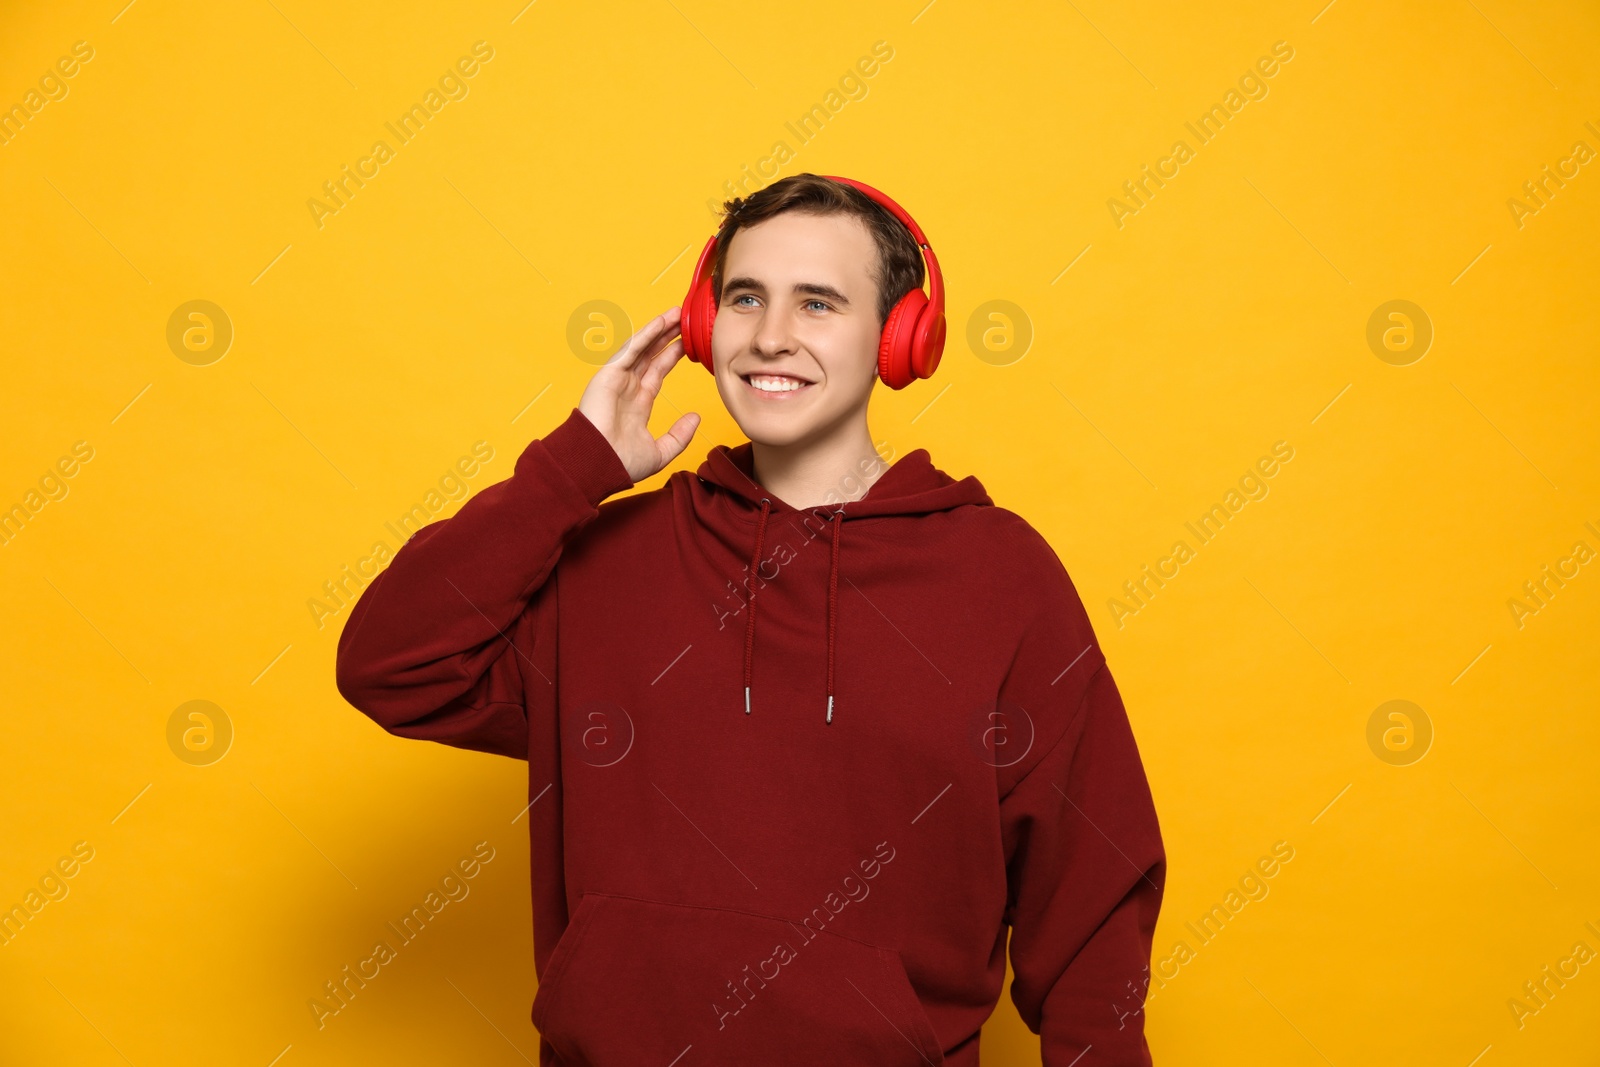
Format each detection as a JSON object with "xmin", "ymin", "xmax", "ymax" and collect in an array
[{"xmin": 721, "ymin": 276, "xmax": 853, "ymax": 308}]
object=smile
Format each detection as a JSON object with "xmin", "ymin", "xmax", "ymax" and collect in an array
[{"xmin": 740, "ymin": 373, "xmax": 815, "ymax": 398}]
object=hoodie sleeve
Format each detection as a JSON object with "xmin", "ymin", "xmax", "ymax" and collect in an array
[
  {"xmin": 998, "ymin": 557, "xmax": 1166, "ymax": 1065},
  {"xmin": 334, "ymin": 407, "xmax": 635, "ymax": 758}
]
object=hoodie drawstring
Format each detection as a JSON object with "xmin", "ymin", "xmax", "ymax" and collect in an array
[
  {"xmin": 825, "ymin": 510, "xmax": 841, "ymax": 724},
  {"xmin": 740, "ymin": 498, "xmax": 845, "ymax": 725},
  {"xmin": 742, "ymin": 498, "xmax": 771, "ymax": 717}
]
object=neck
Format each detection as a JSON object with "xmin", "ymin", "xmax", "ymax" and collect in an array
[{"xmin": 749, "ymin": 424, "xmax": 886, "ymax": 512}]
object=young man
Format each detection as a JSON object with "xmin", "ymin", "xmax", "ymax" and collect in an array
[{"xmin": 336, "ymin": 173, "xmax": 1165, "ymax": 1065}]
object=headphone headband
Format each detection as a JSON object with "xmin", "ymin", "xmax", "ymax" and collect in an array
[{"xmin": 819, "ymin": 174, "xmax": 944, "ymax": 325}]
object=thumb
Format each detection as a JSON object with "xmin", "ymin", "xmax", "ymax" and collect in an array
[{"xmin": 655, "ymin": 412, "xmax": 701, "ymax": 466}]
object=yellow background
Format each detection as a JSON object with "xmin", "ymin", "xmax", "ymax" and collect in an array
[{"xmin": 3, "ymin": 0, "xmax": 1597, "ymax": 1063}]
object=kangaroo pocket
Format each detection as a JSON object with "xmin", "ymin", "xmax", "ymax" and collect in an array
[{"xmin": 531, "ymin": 892, "xmax": 945, "ymax": 1066}]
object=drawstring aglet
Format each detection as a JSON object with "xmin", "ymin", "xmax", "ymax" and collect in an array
[
  {"xmin": 745, "ymin": 686, "xmax": 752, "ymax": 715},
  {"xmin": 825, "ymin": 695, "xmax": 833, "ymax": 724}
]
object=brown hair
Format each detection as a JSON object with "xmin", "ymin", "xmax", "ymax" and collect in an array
[{"xmin": 711, "ymin": 173, "xmax": 925, "ymax": 328}]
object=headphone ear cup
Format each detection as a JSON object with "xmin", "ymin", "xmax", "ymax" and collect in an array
[
  {"xmin": 681, "ymin": 277, "xmax": 718, "ymax": 371},
  {"xmin": 912, "ymin": 307, "xmax": 946, "ymax": 381},
  {"xmin": 878, "ymin": 289, "xmax": 927, "ymax": 390},
  {"xmin": 680, "ymin": 235, "xmax": 721, "ymax": 373}
]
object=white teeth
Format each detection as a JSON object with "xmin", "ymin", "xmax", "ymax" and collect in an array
[{"xmin": 747, "ymin": 375, "xmax": 809, "ymax": 392}]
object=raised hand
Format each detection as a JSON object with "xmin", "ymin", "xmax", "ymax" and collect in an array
[{"xmin": 577, "ymin": 306, "xmax": 702, "ymax": 483}]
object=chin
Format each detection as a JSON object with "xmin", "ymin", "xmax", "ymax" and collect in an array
[
  {"xmin": 726, "ymin": 407, "xmax": 819, "ymax": 449},
  {"xmin": 740, "ymin": 424, "xmax": 814, "ymax": 449},
  {"xmin": 716, "ymin": 390, "xmax": 815, "ymax": 448}
]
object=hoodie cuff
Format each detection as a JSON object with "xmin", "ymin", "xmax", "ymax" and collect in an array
[{"xmin": 536, "ymin": 406, "xmax": 636, "ymax": 507}]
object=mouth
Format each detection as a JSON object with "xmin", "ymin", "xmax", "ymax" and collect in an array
[{"xmin": 738, "ymin": 372, "xmax": 816, "ymax": 399}]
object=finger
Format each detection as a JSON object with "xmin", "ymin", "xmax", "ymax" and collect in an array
[
  {"xmin": 654, "ymin": 411, "xmax": 701, "ymax": 466},
  {"xmin": 640, "ymin": 306, "xmax": 687, "ymax": 363},
  {"xmin": 614, "ymin": 308, "xmax": 682, "ymax": 371},
  {"xmin": 608, "ymin": 313, "xmax": 666, "ymax": 371},
  {"xmin": 639, "ymin": 337, "xmax": 687, "ymax": 395},
  {"xmin": 631, "ymin": 315, "xmax": 690, "ymax": 389}
]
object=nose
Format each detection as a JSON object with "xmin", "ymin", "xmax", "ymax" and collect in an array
[{"xmin": 751, "ymin": 306, "xmax": 799, "ymax": 358}]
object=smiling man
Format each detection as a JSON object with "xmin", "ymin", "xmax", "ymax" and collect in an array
[{"xmin": 336, "ymin": 173, "xmax": 1166, "ymax": 1065}]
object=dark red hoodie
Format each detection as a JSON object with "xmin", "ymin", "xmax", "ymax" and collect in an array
[{"xmin": 336, "ymin": 406, "xmax": 1165, "ymax": 1066}]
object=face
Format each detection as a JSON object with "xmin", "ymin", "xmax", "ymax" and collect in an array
[{"xmin": 711, "ymin": 211, "xmax": 883, "ymax": 448}]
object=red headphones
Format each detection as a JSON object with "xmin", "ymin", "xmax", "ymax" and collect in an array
[{"xmin": 678, "ymin": 175, "xmax": 945, "ymax": 390}]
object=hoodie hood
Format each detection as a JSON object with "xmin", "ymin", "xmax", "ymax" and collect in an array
[{"xmin": 694, "ymin": 441, "xmax": 992, "ymax": 724}]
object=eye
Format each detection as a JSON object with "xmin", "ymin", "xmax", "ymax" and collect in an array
[
  {"xmin": 805, "ymin": 299, "xmax": 831, "ymax": 313},
  {"xmin": 732, "ymin": 294, "xmax": 758, "ymax": 308}
]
